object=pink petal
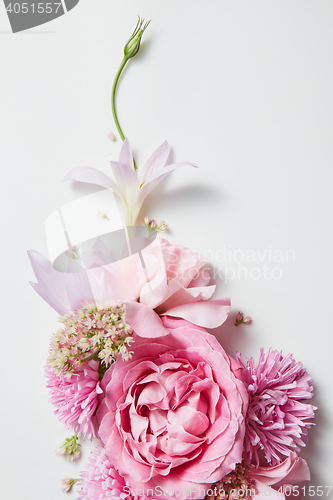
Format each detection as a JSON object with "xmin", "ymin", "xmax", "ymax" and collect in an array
[
  {"xmin": 62, "ymin": 166, "xmax": 118, "ymax": 193},
  {"xmin": 252, "ymin": 453, "xmax": 310, "ymax": 486},
  {"xmin": 145, "ymin": 160, "xmax": 199, "ymax": 184},
  {"xmin": 137, "ymin": 161, "xmax": 198, "ymax": 207},
  {"xmin": 65, "ymin": 267, "xmax": 95, "ymax": 311},
  {"xmin": 253, "ymin": 481, "xmax": 285, "ymax": 500},
  {"xmin": 109, "ymin": 161, "xmax": 140, "ymax": 223},
  {"xmin": 28, "ymin": 250, "xmax": 71, "ymax": 314},
  {"xmin": 28, "ymin": 250, "xmax": 94, "ymax": 314},
  {"xmin": 156, "ymin": 284, "xmax": 216, "ymax": 314},
  {"xmin": 124, "ymin": 301, "xmax": 169, "ymax": 337},
  {"xmin": 139, "ymin": 140, "xmax": 170, "ymax": 182},
  {"xmin": 161, "ymin": 298, "xmax": 231, "ymax": 328},
  {"xmin": 118, "ymin": 137, "xmax": 134, "ymax": 170},
  {"xmin": 29, "ymin": 281, "xmax": 67, "ymax": 316}
]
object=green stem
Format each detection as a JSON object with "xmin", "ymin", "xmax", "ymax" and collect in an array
[
  {"xmin": 111, "ymin": 56, "xmax": 127, "ymax": 142},
  {"xmin": 111, "ymin": 56, "xmax": 138, "ymax": 172},
  {"xmin": 80, "ymin": 349, "xmax": 100, "ymax": 363}
]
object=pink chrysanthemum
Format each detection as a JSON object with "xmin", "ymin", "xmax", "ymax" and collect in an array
[
  {"xmin": 45, "ymin": 359, "xmax": 103, "ymax": 439},
  {"xmin": 237, "ymin": 348, "xmax": 316, "ymax": 466},
  {"xmin": 77, "ymin": 443, "xmax": 141, "ymax": 500}
]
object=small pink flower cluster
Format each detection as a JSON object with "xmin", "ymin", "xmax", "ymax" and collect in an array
[
  {"xmin": 235, "ymin": 312, "xmax": 252, "ymax": 326},
  {"xmin": 61, "ymin": 477, "xmax": 80, "ymax": 493},
  {"xmin": 48, "ymin": 301, "xmax": 133, "ymax": 376},
  {"xmin": 144, "ymin": 216, "xmax": 167, "ymax": 236}
]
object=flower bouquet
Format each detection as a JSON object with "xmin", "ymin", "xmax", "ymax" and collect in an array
[{"xmin": 28, "ymin": 18, "xmax": 315, "ymax": 500}]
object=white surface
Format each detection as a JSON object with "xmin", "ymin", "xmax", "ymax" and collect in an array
[{"xmin": 1, "ymin": 1, "xmax": 333, "ymax": 498}]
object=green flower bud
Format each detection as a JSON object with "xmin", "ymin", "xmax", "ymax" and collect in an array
[{"xmin": 124, "ymin": 17, "xmax": 151, "ymax": 60}]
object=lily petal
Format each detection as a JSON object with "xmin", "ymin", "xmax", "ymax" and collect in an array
[
  {"xmin": 137, "ymin": 161, "xmax": 198, "ymax": 207},
  {"xmin": 62, "ymin": 166, "xmax": 119, "ymax": 194},
  {"xmin": 28, "ymin": 250, "xmax": 95, "ymax": 315},
  {"xmin": 138, "ymin": 140, "xmax": 170, "ymax": 182},
  {"xmin": 109, "ymin": 161, "xmax": 140, "ymax": 203},
  {"xmin": 118, "ymin": 137, "xmax": 134, "ymax": 170},
  {"xmin": 28, "ymin": 250, "xmax": 71, "ymax": 314}
]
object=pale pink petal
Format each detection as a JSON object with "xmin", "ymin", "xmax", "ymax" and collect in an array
[
  {"xmin": 28, "ymin": 250, "xmax": 71, "ymax": 314},
  {"xmin": 62, "ymin": 166, "xmax": 119, "ymax": 193},
  {"xmin": 137, "ymin": 161, "xmax": 198, "ymax": 207},
  {"xmin": 118, "ymin": 137, "xmax": 134, "ymax": 170},
  {"xmin": 251, "ymin": 453, "xmax": 310, "ymax": 486},
  {"xmin": 64, "ymin": 268, "xmax": 94, "ymax": 311},
  {"xmin": 253, "ymin": 480, "xmax": 285, "ymax": 500},
  {"xmin": 138, "ymin": 140, "xmax": 170, "ymax": 182},
  {"xmin": 156, "ymin": 284, "xmax": 216, "ymax": 313},
  {"xmin": 80, "ymin": 237, "xmax": 113, "ymax": 269},
  {"xmin": 28, "ymin": 250, "xmax": 94, "ymax": 314},
  {"xmin": 110, "ymin": 161, "xmax": 140, "ymax": 200},
  {"xmin": 145, "ymin": 160, "xmax": 199, "ymax": 184},
  {"xmin": 29, "ymin": 281, "xmax": 67, "ymax": 316},
  {"xmin": 188, "ymin": 268, "xmax": 212, "ymax": 287},
  {"xmin": 124, "ymin": 302, "xmax": 169, "ymax": 337},
  {"xmin": 161, "ymin": 297, "xmax": 231, "ymax": 328},
  {"xmin": 95, "ymin": 252, "xmax": 149, "ymax": 302}
]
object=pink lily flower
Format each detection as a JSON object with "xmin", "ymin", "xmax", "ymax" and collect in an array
[{"xmin": 62, "ymin": 138, "xmax": 197, "ymax": 226}]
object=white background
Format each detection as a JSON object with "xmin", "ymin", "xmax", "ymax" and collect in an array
[{"xmin": 1, "ymin": 1, "xmax": 333, "ymax": 498}]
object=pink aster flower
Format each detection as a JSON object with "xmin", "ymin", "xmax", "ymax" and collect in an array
[
  {"xmin": 237, "ymin": 348, "xmax": 316, "ymax": 466},
  {"xmin": 63, "ymin": 138, "xmax": 197, "ymax": 226},
  {"xmin": 77, "ymin": 443, "xmax": 140, "ymax": 500},
  {"xmin": 45, "ymin": 359, "xmax": 103, "ymax": 440}
]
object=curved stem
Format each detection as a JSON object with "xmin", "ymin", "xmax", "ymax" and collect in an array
[
  {"xmin": 111, "ymin": 56, "xmax": 128, "ymax": 142},
  {"xmin": 111, "ymin": 56, "xmax": 138, "ymax": 172}
]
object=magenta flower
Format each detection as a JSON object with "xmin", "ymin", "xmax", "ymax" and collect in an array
[
  {"xmin": 77, "ymin": 443, "xmax": 137, "ymax": 500},
  {"xmin": 45, "ymin": 360, "xmax": 103, "ymax": 439},
  {"xmin": 63, "ymin": 138, "xmax": 197, "ymax": 226},
  {"xmin": 237, "ymin": 348, "xmax": 316, "ymax": 466}
]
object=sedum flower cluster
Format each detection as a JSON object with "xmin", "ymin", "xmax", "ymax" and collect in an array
[
  {"xmin": 56, "ymin": 435, "xmax": 81, "ymax": 462},
  {"xmin": 48, "ymin": 300, "xmax": 133, "ymax": 376},
  {"xmin": 205, "ymin": 464, "xmax": 258, "ymax": 500}
]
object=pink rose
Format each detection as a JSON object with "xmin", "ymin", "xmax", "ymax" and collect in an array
[
  {"xmin": 91, "ymin": 238, "xmax": 231, "ymax": 337},
  {"xmin": 98, "ymin": 317, "xmax": 248, "ymax": 500}
]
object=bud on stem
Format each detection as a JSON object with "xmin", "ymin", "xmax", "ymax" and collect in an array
[{"xmin": 111, "ymin": 17, "xmax": 151, "ymax": 171}]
